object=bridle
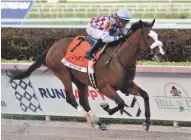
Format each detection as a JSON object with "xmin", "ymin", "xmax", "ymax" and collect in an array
[
  {"xmin": 126, "ymin": 25, "xmax": 150, "ymax": 50},
  {"xmin": 115, "ymin": 26, "xmax": 150, "ymax": 71}
]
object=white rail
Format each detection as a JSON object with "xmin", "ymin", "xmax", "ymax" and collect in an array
[
  {"xmin": 2, "ymin": 18, "xmax": 191, "ymax": 29},
  {"xmin": 1, "ymin": 24, "xmax": 191, "ymax": 29},
  {"xmin": 2, "ymin": 18, "xmax": 191, "ymax": 24}
]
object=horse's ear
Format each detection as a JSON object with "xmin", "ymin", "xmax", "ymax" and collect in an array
[
  {"xmin": 139, "ymin": 19, "xmax": 143, "ymax": 25},
  {"xmin": 150, "ymin": 19, "xmax": 155, "ymax": 27}
]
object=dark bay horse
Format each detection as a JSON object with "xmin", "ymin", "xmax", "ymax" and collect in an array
[{"xmin": 9, "ymin": 19, "xmax": 164, "ymax": 131}]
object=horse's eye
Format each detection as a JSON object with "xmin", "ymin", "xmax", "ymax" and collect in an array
[{"xmin": 147, "ymin": 36, "xmax": 150, "ymax": 39}]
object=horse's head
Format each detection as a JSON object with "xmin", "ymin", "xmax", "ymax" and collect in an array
[
  {"xmin": 126, "ymin": 19, "xmax": 165, "ymax": 61},
  {"xmin": 148, "ymin": 30, "xmax": 165, "ymax": 61}
]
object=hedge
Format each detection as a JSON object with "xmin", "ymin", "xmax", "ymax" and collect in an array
[{"xmin": 1, "ymin": 28, "xmax": 191, "ymax": 62}]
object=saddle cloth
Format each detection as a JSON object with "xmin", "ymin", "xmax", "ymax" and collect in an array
[{"xmin": 61, "ymin": 36, "xmax": 106, "ymax": 73}]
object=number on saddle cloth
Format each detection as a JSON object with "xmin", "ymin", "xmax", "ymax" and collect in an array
[
  {"xmin": 71, "ymin": 37, "xmax": 86, "ymax": 52},
  {"xmin": 71, "ymin": 36, "xmax": 98, "ymax": 53}
]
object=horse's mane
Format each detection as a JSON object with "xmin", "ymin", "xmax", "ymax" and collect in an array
[
  {"xmin": 130, "ymin": 20, "xmax": 152, "ymax": 32},
  {"xmin": 108, "ymin": 20, "xmax": 152, "ymax": 46}
]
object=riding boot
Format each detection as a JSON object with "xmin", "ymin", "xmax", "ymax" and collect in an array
[{"xmin": 84, "ymin": 40, "xmax": 101, "ymax": 60}]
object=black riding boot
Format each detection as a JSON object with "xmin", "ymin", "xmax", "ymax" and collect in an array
[{"xmin": 84, "ymin": 40, "xmax": 101, "ymax": 60}]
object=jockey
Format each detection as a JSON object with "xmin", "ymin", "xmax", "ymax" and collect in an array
[{"xmin": 84, "ymin": 8, "xmax": 131, "ymax": 60}]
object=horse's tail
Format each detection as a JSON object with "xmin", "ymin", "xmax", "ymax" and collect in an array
[{"xmin": 9, "ymin": 50, "xmax": 49, "ymax": 81}]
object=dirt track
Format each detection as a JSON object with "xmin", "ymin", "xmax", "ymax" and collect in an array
[{"xmin": 1, "ymin": 119, "xmax": 191, "ymax": 140}]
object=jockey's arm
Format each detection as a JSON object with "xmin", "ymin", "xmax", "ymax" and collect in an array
[
  {"xmin": 119, "ymin": 27, "xmax": 128, "ymax": 36},
  {"xmin": 101, "ymin": 19, "xmax": 120, "ymax": 43},
  {"xmin": 101, "ymin": 32, "xmax": 119, "ymax": 43}
]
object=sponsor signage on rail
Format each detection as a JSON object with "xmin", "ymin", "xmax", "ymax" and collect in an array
[
  {"xmin": 1, "ymin": 68, "xmax": 191, "ymax": 121},
  {"xmin": 153, "ymin": 82, "xmax": 191, "ymax": 112},
  {"xmin": 38, "ymin": 87, "xmax": 105, "ymax": 100},
  {"xmin": 1, "ymin": 0, "xmax": 36, "ymax": 25}
]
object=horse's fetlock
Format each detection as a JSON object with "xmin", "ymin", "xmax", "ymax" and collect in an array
[
  {"xmin": 140, "ymin": 89, "xmax": 149, "ymax": 100},
  {"xmin": 118, "ymin": 101, "xmax": 125, "ymax": 109}
]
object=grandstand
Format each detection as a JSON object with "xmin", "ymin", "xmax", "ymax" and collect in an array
[
  {"xmin": 1, "ymin": 0, "xmax": 191, "ymax": 27},
  {"xmin": 29, "ymin": 0, "xmax": 191, "ymax": 19}
]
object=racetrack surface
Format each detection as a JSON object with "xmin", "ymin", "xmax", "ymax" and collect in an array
[{"xmin": 2, "ymin": 119, "xmax": 191, "ymax": 140}]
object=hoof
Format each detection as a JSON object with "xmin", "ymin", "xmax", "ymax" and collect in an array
[
  {"xmin": 100, "ymin": 103, "xmax": 109, "ymax": 111},
  {"xmin": 87, "ymin": 121, "xmax": 95, "ymax": 128},
  {"xmin": 86, "ymin": 114, "xmax": 95, "ymax": 128},
  {"xmin": 99, "ymin": 123, "xmax": 107, "ymax": 131},
  {"xmin": 143, "ymin": 121, "xmax": 150, "ymax": 131}
]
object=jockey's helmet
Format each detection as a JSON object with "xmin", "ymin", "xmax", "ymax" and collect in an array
[{"xmin": 115, "ymin": 8, "xmax": 131, "ymax": 23}]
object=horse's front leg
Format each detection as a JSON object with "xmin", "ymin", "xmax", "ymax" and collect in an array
[
  {"xmin": 121, "ymin": 82, "xmax": 151, "ymax": 131},
  {"xmin": 73, "ymin": 80, "xmax": 107, "ymax": 130},
  {"xmin": 100, "ymin": 85, "xmax": 125, "ymax": 115}
]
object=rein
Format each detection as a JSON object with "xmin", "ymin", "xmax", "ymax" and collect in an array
[
  {"xmin": 105, "ymin": 26, "xmax": 149, "ymax": 71},
  {"xmin": 115, "ymin": 27, "xmax": 148, "ymax": 71}
]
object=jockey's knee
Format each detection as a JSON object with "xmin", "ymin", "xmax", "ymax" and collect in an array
[{"xmin": 101, "ymin": 37, "xmax": 111, "ymax": 44}]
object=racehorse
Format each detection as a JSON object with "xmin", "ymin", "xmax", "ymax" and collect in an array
[{"xmin": 8, "ymin": 19, "xmax": 165, "ymax": 131}]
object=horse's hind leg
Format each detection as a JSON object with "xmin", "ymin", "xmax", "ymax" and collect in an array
[
  {"xmin": 127, "ymin": 82, "xmax": 151, "ymax": 131},
  {"xmin": 50, "ymin": 68, "xmax": 90, "ymax": 124},
  {"xmin": 73, "ymin": 79, "xmax": 107, "ymax": 130}
]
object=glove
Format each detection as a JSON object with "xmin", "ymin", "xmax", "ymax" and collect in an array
[{"xmin": 114, "ymin": 35, "xmax": 124, "ymax": 41}]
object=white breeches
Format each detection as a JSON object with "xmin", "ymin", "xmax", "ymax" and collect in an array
[{"xmin": 86, "ymin": 23, "xmax": 115, "ymax": 43}]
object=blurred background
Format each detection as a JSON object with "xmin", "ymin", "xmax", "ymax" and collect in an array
[
  {"xmin": 1, "ymin": 0, "xmax": 191, "ymax": 27},
  {"xmin": 30, "ymin": 0, "xmax": 191, "ymax": 18},
  {"xmin": 1, "ymin": 0, "xmax": 191, "ymax": 62},
  {"xmin": 1, "ymin": 1, "xmax": 191, "ymax": 135}
]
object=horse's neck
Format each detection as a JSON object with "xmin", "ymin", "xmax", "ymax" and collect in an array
[{"xmin": 117, "ymin": 38, "xmax": 140, "ymax": 69}]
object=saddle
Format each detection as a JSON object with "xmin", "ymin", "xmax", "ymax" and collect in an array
[{"xmin": 61, "ymin": 35, "xmax": 107, "ymax": 90}]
